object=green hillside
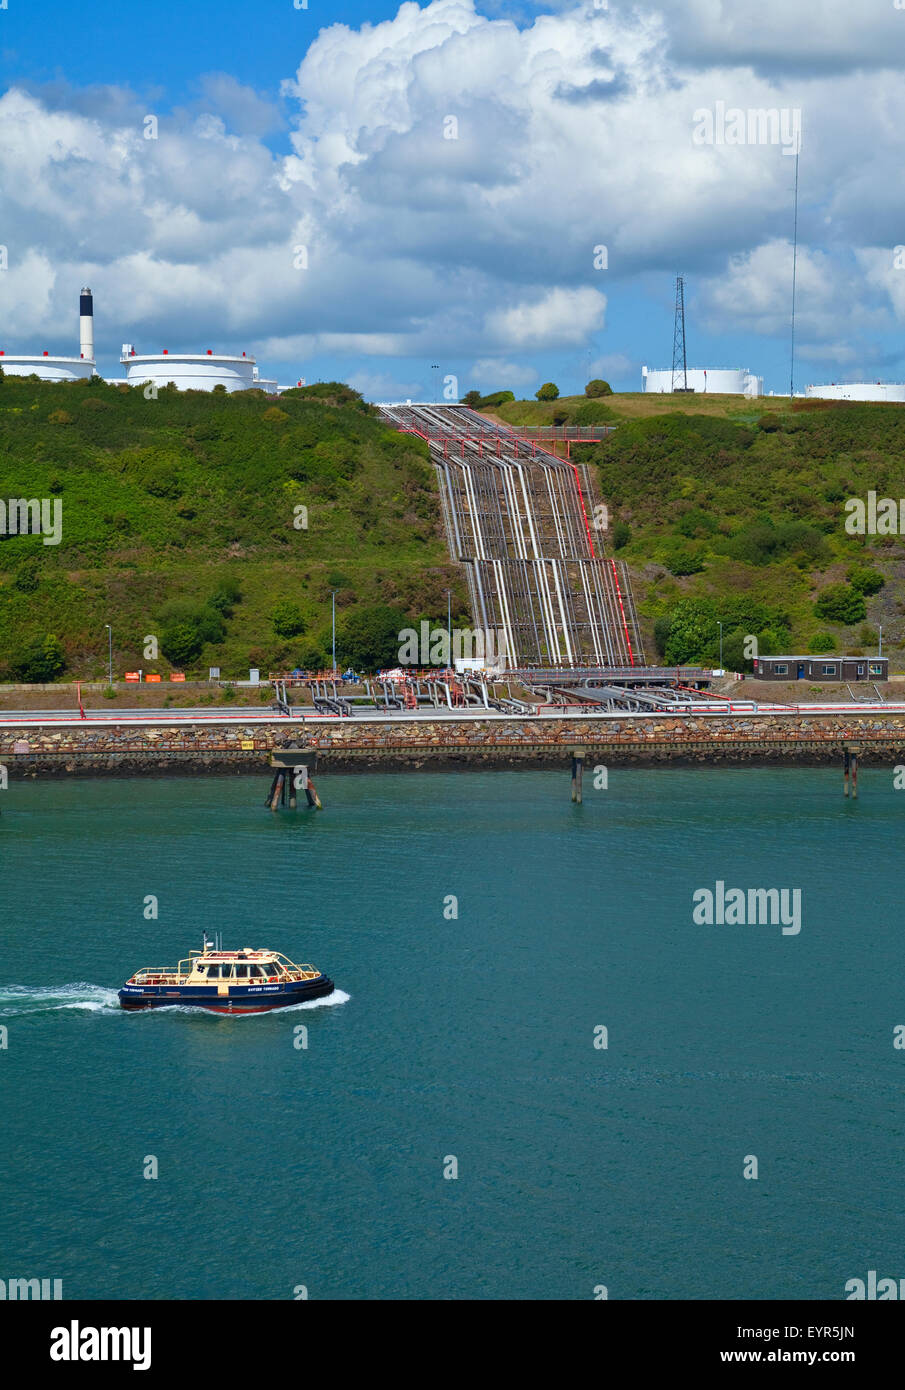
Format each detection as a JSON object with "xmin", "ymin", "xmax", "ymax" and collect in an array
[
  {"xmin": 0, "ymin": 375, "xmax": 463, "ymax": 681},
  {"xmin": 484, "ymin": 395, "xmax": 905, "ymax": 668},
  {"xmin": 3, "ymin": 374, "xmax": 903, "ymax": 683}
]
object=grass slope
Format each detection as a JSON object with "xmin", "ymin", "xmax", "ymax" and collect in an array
[
  {"xmin": 483, "ymin": 395, "xmax": 905, "ymax": 667},
  {"xmin": 0, "ymin": 376, "xmax": 463, "ymax": 679}
]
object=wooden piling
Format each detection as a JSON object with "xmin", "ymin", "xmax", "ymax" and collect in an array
[
  {"xmin": 570, "ymin": 747, "xmax": 585, "ymax": 804},
  {"xmin": 267, "ymin": 748, "xmax": 320, "ymax": 810},
  {"xmin": 843, "ymin": 747, "xmax": 850, "ymax": 797},
  {"xmin": 851, "ymin": 750, "xmax": 858, "ymax": 800}
]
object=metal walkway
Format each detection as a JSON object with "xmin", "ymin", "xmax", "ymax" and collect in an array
[{"xmin": 379, "ymin": 403, "xmax": 644, "ymax": 669}]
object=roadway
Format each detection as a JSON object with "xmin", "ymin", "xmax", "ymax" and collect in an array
[{"xmin": 1, "ymin": 702, "xmax": 904, "ymax": 728}]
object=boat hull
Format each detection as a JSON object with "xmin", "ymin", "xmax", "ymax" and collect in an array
[{"xmin": 118, "ymin": 976, "xmax": 335, "ymax": 1013}]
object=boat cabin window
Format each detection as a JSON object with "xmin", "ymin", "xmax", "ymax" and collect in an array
[{"xmin": 235, "ymin": 965, "xmax": 249, "ymax": 978}]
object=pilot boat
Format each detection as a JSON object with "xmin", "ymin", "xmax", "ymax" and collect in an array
[{"xmin": 118, "ymin": 936, "xmax": 334, "ymax": 1013}]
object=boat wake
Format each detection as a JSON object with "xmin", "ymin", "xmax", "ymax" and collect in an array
[
  {"xmin": 0, "ymin": 983, "xmax": 121, "ymax": 1016},
  {"xmin": 281, "ymin": 988, "xmax": 350, "ymax": 1013},
  {"xmin": 0, "ymin": 984, "xmax": 350, "ymax": 1019}
]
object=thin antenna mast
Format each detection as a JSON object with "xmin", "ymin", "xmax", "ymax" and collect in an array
[{"xmin": 789, "ymin": 147, "xmax": 800, "ymax": 400}]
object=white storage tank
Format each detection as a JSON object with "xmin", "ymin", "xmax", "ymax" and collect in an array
[
  {"xmin": 805, "ymin": 382, "xmax": 905, "ymax": 403},
  {"xmin": 120, "ymin": 347, "xmax": 277, "ymax": 393},
  {"xmin": 642, "ymin": 366, "xmax": 763, "ymax": 396},
  {"xmin": 0, "ymin": 352, "xmax": 95, "ymax": 382}
]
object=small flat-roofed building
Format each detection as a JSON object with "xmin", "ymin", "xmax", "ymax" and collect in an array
[{"xmin": 754, "ymin": 655, "xmax": 888, "ymax": 682}]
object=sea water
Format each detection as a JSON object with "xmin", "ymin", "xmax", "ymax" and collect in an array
[{"xmin": 0, "ymin": 769, "xmax": 902, "ymax": 1300}]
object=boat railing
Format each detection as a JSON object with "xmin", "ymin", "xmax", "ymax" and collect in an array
[
  {"xmin": 128, "ymin": 968, "xmax": 188, "ymax": 985},
  {"xmin": 127, "ymin": 963, "xmax": 322, "ymax": 984}
]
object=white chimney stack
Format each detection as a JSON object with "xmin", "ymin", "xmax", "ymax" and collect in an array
[{"xmin": 79, "ymin": 286, "xmax": 94, "ymax": 362}]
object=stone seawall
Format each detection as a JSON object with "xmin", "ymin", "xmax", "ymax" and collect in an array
[{"xmin": 2, "ymin": 713, "xmax": 905, "ymax": 775}]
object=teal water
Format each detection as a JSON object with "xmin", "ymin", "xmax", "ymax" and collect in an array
[{"xmin": 1, "ymin": 768, "xmax": 903, "ymax": 1301}]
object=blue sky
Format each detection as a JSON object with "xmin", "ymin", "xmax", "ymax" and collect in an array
[
  {"xmin": 1, "ymin": 0, "xmax": 904, "ymax": 398},
  {"xmin": 2, "ymin": 1, "xmax": 399, "ymax": 107}
]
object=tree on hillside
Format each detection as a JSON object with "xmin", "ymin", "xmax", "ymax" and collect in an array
[
  {"xmin": 585, "ymin": 379, "xmax": 612, "ymax": 397},
  {"xmin": 160, "ymin": 602, "xmax": 226, "ymax": 666},
  {"xmin": 160, "ymin": 621, "xmax": 205, "ymax": 666},
  {"xmin": 461, "ymin": 390, "xmax": 482, "ymax": 407},
  {"xmin": 814, "ymin": 584, "xmax": 866, "ymax": 624},
  {"xmin": 536, "ymin": 382, "xmax": 559, "ymax": 401},
  {"xmin": 339, "ymin": 603, "xmax": 408, "ymax": 671}
]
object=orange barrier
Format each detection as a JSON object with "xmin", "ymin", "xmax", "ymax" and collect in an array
[
  {"xmin": 124, "ymin": 672, "xmax": 141, "ymax": 682},
  {"xmin": 145, "ymin": 674, "xmax": 161, "ymax": 683},
  {"xmin": 169, "ymin": 673, "xmax": 186, "ymax": 682}
]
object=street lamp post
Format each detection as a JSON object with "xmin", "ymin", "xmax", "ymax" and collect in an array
[
  {"xmin": 879, "ymin": 625, "xmax": 883, "ymax": 657},
  {"xmin": 446, "ymin": 589, "xmax": 453, "ymax": 671},
  {"xmin": 330, "ymin": 590, "xmax": 339, "ymax": 676},
  {"xmin": 718, "ymin": 621, "xmax": 723, "ymax": 671},
  {"xmin": 104, "ymin": 624, "xmax": 113, "ymax": 687}
]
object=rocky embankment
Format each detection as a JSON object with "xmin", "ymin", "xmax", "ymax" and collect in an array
[{"xmin": 2, "ymin": 712, "xmax": 905, "ymax": 776}]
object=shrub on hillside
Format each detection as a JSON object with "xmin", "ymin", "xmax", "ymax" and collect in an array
[
  {"xmin": 571, "ymin": 400, "xmax": 615, "ymax": 425},
  {"xmin": 675, "ymin": 508, "xmax": 718, "ymax": 539},
  {"xmin": 281, "ymin": 382, "xmax": 364, "ymax": 406},
  {"xmin": 10, "ymin": 634, "xmax": 66, "ymax": 683},
  {"xmin": 585, "ymin": 379, "xmax": 613, "ymax": 397},
  {"xmin": 809, "ymin": 631, "xmax": 837, "ymax": 652},
  {"xmin": 142, "ymin": 467, "xmax": 182, "ymax": 499},
  {"xmin": 662, "ymin": 542, "xmax": 705, "ymax": 576},
  {"xmin": 814, "ymin": 583, "xmax": 866, "ymax": 624},
  {"xmin": 478, "ymin": 390, "xmax": 515, "ymax": 408},
  {"xmin": 12, "ymin": 561, "xmax": 40, "ymax": 593},
  {"xmin": 210, "ymin": 578, "xmax": 242, "ymax": 616},
  {"xmin": 847, "ymin": 566, "xmax": 884, "ymax": 595},
  {"xmin": 461, "ymin": 391, "xmax": 483, "ymax": 407},
  {"xmin": 295, "ymin": 639, "xmax": 327, "ymax": 670},
  {"xmin": 535, "ymin": 382, "xmax": 560, "ymax": 401},
  {"xmin": 271, "ymin": 600, "xmax": 306, "ymax": 638},
  {"xmin": 724, "ymin": 517, "xmax": 828, "ymax": 567}
]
